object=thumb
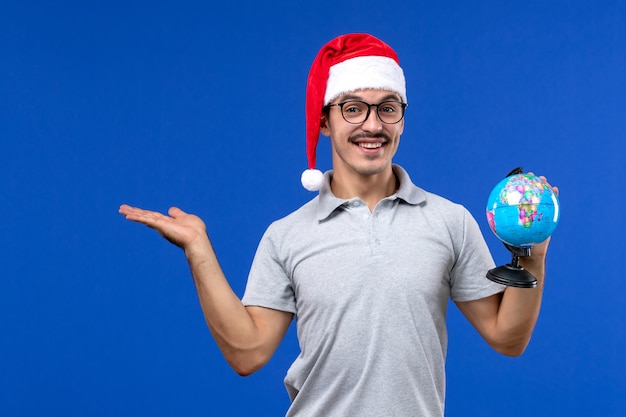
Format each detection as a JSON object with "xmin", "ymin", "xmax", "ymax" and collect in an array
[{"xmin": 168, "ymin": 206, "xmax": 187, "ymax": 218}]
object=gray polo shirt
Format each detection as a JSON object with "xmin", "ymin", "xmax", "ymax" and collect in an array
[{"xmin": 242, "ymin": 165, "xmax": 504, "ymax": 417}]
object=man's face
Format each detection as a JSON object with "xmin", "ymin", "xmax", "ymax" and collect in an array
[{"xmin": 321, "ymin": 89, "xmax": 405, "ymax": 179}]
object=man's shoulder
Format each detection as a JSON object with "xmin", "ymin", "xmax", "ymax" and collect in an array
[
  {"xmin": 406, "ymin": 184, "xmax": 465, "ymax": 213},
  {"xmin": 394, "ymin": 165, "xmax": 463, "ymax": 213},
  {"xmin": 421, "ymin": 189, "xmax": 462, "ymax": 209}
]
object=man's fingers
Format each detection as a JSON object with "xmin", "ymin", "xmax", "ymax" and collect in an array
[
  {"xmin": 120, "ymin": 205, "xmax": 188, "ymax": 220},
  {"xmin": 119, "ymin": 204, "xmax": 152, "ymax": 217},
  {"xmin": 119, "ymin": 204, "xmax": 169, "ymax": 227},
  {"xmin": 534, "ymin": 175, "xmax": 559, "ymax": 197},
  {"xmin": 539, "ymin": 177, "xmax": 559, "ymax": 197},
  {"xmin": 119, "ymin": 204, "xmax": 134, "ymax": 216}
]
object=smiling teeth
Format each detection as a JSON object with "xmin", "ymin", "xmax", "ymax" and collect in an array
[{"xmin": 359, "ymin": 143, "xmax": 383, "ymax": 149}]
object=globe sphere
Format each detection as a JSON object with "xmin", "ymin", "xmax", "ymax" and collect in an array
[{"xmin": 486, "ymin": 173, "xmax": 560, "ymax": 248}]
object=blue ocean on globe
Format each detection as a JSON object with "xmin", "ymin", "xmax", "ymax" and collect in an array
[{"xmin": 486, "ymin": 173, "xmax": 560, "ymax": 247}]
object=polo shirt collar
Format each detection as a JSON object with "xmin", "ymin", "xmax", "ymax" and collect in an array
[{"xmin": 316, "ymin": 164, "xmax": 426, "ymax": 221}]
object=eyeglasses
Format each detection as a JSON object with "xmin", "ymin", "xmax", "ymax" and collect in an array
[{"xmin": 325, "ymin": 100, "xmax": 407, "ymax": 124}]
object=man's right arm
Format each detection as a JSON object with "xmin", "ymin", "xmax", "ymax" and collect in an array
[
  {"xmin": 184, "ymin": 235, "xmax": 293, "ymax": 375},
  {"xmin": 119, "ymin": 204, "xmax": 293, "ymax": 376}
]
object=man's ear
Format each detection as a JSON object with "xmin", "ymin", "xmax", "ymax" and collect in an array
[{"xmin": 320, "ymin": 114, "xmax": 330, "ymax": 136}]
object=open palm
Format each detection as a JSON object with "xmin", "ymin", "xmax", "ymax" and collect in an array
[{"xmin": 119, "ymin": 204, "xmax": 207, "ymax": 250}]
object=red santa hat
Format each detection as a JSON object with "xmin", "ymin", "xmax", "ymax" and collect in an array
[{"xmin": 301, "ymin": 33, "xmax": 407, "ymax": 191}]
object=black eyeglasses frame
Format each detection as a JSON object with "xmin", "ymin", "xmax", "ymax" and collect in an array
[{"xmin": 324, "ymin": 100, "xmax": 408, "ymax": 125}]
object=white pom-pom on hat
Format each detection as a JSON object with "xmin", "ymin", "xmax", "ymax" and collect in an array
[
  {"xmin": 301, "ymin": 169, "xmax": 325, "ymax": 191},
  {"xmin": 302, "ymin": 33, "xmax": 406, "ymax": 191}
]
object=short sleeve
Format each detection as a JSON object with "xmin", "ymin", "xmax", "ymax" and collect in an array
[
  {"xmin": 449, "ymin": 208, "xmax": 505, "ymax": 302},
  {"xmin": 241, "ymin": 225, "xmax": 297, "ymax": 314}
]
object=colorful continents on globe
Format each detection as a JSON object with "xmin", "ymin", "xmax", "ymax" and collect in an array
[{"xmin": 486, "ymin": 173, "xmax": 560, "ymax": 247}]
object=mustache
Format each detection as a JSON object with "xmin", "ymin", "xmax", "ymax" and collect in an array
[{"xmin": 349, "ymin": 132, "xmax": 391, "ymax": 143}]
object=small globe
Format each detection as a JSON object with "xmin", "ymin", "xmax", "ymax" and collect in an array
[{"xmin": 486, "ymin": 173, "xmax": 560, "ymax": 248}]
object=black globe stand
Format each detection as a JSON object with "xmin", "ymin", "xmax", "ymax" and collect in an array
[{"xmin": 486, "ymin": 243, "xmax": 538, "ymax": 288}]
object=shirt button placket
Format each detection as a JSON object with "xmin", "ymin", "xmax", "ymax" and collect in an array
[{"xmin": 372, "ymin": 209, "xmax": 382, "ymax": 253}]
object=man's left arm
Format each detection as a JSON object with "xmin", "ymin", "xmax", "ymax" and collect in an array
[{"xmin": 455, "ymin": 240, "xmax": 548, "ymax": 356}]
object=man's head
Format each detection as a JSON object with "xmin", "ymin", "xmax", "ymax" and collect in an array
[{"xmin": 301, "ymin": 33, "xmax": 407, "ymax": 191}]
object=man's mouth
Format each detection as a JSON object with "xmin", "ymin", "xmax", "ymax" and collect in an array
[
  {"xmin": 350, "ymin": 133, "xmax": 390, "ymax": 151},
  {"xmin": 358, "ymin": 142, "xmax": 384, "ymax": 149}
]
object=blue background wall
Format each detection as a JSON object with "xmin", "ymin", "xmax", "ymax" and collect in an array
[{"xmin": 2, "ymin": 1, "xmax": 624, "ymax": 415}]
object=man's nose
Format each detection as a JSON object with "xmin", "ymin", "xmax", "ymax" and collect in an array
[{"xmin": 361, "ymin": 105, "xmax": 383, "ymax": 131}]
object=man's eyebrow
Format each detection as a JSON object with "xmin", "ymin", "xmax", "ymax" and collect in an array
[{"xmin": 337, "ymin": 92, "xmax": 402, "ymax": 102}]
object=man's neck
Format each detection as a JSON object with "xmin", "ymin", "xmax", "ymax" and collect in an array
[{"xmin": 330, "ymin": 167, "xmax": 398, "ymax": 211}]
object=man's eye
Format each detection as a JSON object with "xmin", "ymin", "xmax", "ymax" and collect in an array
[
  {"xmin": 343, "ymin": 104, "xmax": 363, "ymax": 113},
  {"xmin": 380, "ymin": 103, "xmax": 398, "ymax": 113}
]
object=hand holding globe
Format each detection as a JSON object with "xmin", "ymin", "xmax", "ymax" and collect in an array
[{"xmin": 485, "ymin": 168, "xmax": 560, "ymax": 288}]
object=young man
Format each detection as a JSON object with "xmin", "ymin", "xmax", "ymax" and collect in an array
[{"xmin": 120, "ymin": 33, "xmax": 557, "ymax": 416}]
